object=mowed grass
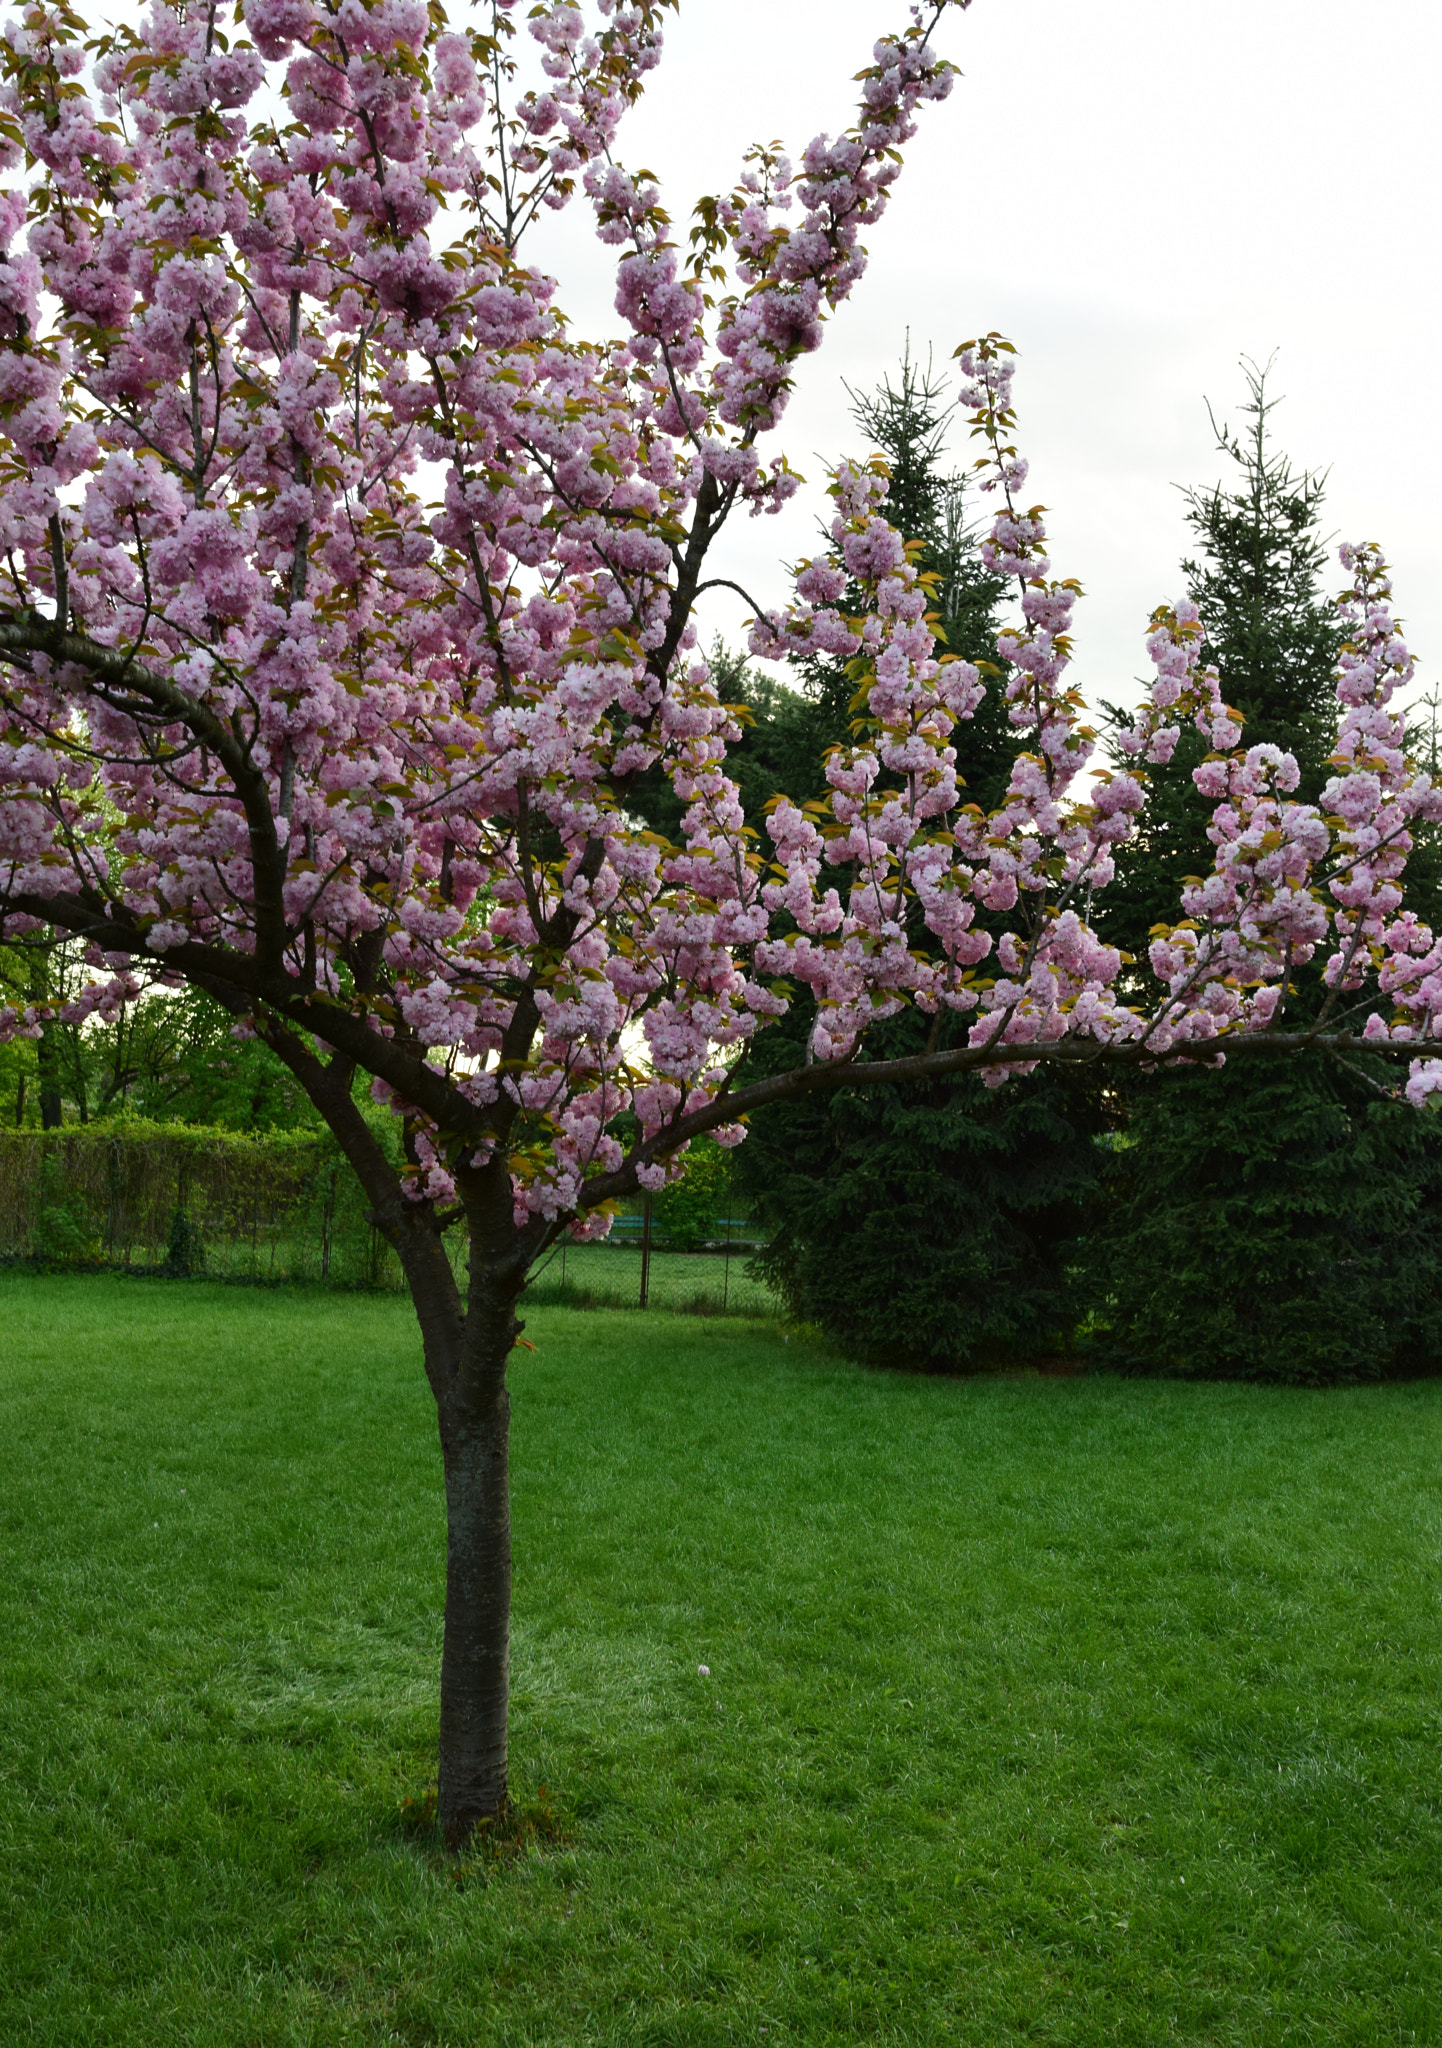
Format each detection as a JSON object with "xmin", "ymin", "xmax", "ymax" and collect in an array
[{"xmin": 3, "ymin": 1280, "xmax": 1442, "ymax": 2046}]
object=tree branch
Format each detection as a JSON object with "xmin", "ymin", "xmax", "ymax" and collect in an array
[
  {"xmin": 0, "ymin": 617, "xmax": 289, "ymax": 967},
  {"xmin": 578, "ymin": 1025, "xmax": 1442, "ymax": 1208}
]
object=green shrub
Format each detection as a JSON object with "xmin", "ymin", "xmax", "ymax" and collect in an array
[
  {"xmin": 1087, "ymin": 1059, "xmax": 1442, "ymax": 1384},
  {"xmin": 651, "ymin": 1139, "xmax": 732, "ymax": 1251},
  {"xmin": 738, "ymin": 1015, "xmax": 1106, "ymax": 1371},
  {"xmin": 29, "ymin": 1155, "xmax": 98, "ymax": 1270},
  {"xmin": 0, "ymin": 1117, "xmax": 405, "ymax": 1288},
  {"xmin": 162, "ymin": 1205, "xmax": 206, "ymax": 1278}
]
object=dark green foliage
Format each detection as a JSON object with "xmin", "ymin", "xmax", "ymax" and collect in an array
[
  {"xmin": 786, "ymin": 348, "xmax": 1013, "ymax": 813},
  {"xmin": 1091, "ymin": 360, "xmax": 1442, "ymax": 1381},
  {"xmin": 648, "ymin": 641, "xmax": 829, "ymax": 845},
  {"xmin": 1182, "ymin": 372, "xmax": 1342, "ymax": 788},
  {"xmin": 630, "ymin": 348, "xmax": 1009, "ymax": 845},
  {"xmin": 1091, "ymin": 1059, "xmax": 1442, "ymax": 1384},
  {"xmin": 27, "ymin": 1152, "xmax": 97, "ymax": 1269},
  {"xmin": 0, "ymin": 1121, "xmax": 402, "ymax": 1287},
  {"xmin": 1097, "ymin": 358, "xmax": 1343, "ymax": 979},
  {"xmin": 745, "ymin": 1013, "xmax": 1106, "ymax": 1369},
  {"xmin": 715, "ymin": 352, "xmax": 1110, "ymax": 1368},
  {"xmin": 808, "ymin": 346, "xmax": 1015, "ymax": 810},
  {"xmin": 163, "ymin": 1204, "xmax": 206, "ymax": 1279}
]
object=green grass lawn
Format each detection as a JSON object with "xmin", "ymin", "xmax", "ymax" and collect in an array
[
  {"xmin": 3, "ymin": 1276, "xmax": 1442, "ymax": 2046},
  {"xmin": 525, "ymin": 1238, "xmax": 777, "ymax": 1316}
]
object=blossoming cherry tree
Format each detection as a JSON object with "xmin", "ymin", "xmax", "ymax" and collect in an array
[{"xmin": 0, "ymin": 0, "xmax": 1438, "ymax": 1843}]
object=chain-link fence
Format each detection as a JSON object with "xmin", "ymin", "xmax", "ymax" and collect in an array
[
  {"xmin": 524, "ymin": 1199, "xmax": 777, "ymax": 1316},
  {"xmin": 0, "ymin": 1126, "xmax": 779, "ymax": 1315},
  {"xmin": 0, "ymin": 1122, "xmax": 397, "ymax": 1286}
]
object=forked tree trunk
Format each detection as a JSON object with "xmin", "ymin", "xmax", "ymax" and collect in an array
[{"xmin": 437, "ymin": 1373, "xmax": 512, "ymax": 1848}]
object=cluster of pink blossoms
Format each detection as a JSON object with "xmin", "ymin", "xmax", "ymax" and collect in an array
[
  {"xmin": 0, "ymin": 0, "xmax": 988, "ymax": 1227},
  {"xmin": 751, "ymin": 331, "xmax": 1442, "ymax": 1094},
  {"xmin": 0, "ymin": 0, "xmax": 1437, "ymax": 1247}
]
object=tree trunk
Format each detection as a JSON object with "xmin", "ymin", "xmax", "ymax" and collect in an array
[
  {"xmin": 36, "ymin": 1023, "xmax": 62, "ymax": 1129},
  {"xmin": 437, "ymin": 1364, "xmax": 512, "ymax": 1849},
  {"xmin": 25, "ymin": 945, "xmax": 63, "ymax": 1129},
  {"xmin": 245, "ymin": 1017, "xmax": 525, "ymax": 1852}
]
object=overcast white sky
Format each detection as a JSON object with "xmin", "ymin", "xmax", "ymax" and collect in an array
[{"xmin": 525, "ymin": 0, "xmax": 1442, "ymax": 713}]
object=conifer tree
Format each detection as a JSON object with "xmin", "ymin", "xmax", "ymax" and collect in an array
[
  {"xmin": 635, "ymin": 349, "xmax": 1013, "ymax": 835},
  {"xmin": 728, "ymin": 354, "xmax": 1107, "ymax": 1369},
  {"xmin": 1099, "ymin": 360, "xmax": 1342, "ymax": 975},
  {"xmin": 1091, "ymin": 365, "xmax": 1442, "ymax": 1382}
]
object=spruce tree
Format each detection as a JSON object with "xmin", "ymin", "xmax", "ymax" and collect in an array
[
  {"xmin": 1090, "ymin": 363, "xmax": 1442, "ymax": 1382},
  {"xmin": 726, "ymin": 353, "xmax": 1109, "ymax": 1370},
  {"xmin": 1099, "ymin": 359, "xmax": 1342, "ymax": 976},
  {"xmin": 636, "ymin": 349, "xmax": 1015, "ymax": 835}
]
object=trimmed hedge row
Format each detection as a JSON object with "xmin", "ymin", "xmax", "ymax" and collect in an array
[
  {"xmin": 0, "ymin": 1120, "xmax": 402, "ymax": 1288},
  {"xmin": 0, "ymin": 1122, "xmax": 768, "ymax": 1307}
]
